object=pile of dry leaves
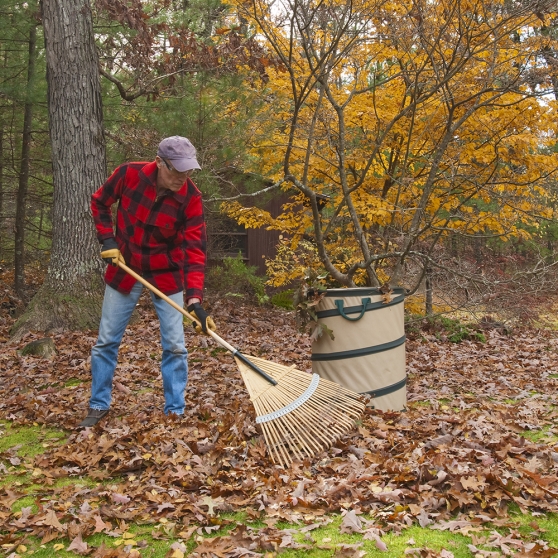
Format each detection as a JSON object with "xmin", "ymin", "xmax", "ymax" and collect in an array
[{"xmin": 0, "ymin": 286, "xmax": 557, "ymax": 556}]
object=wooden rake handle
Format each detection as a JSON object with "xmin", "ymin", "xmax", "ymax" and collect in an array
[{"xmin": 116, "ymin": 260, "xmax": 277, "ymax": 386}]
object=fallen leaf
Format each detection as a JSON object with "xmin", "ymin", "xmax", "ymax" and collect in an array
[
  {"xmin": 42, "ymin": 509, "xmax": 64, "ymax": 532},
  {"xmin": 67, "ymin": 534, "xmax": 88, "ymax": 555}
]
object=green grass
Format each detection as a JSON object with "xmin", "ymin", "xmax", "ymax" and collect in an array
[
  {"xmin": 210, "ymin": 347, "xmax": 229, "ymax": 357},
  {"xmin": 0, "ymin": 471, "xmax": 33, "ymax": 489},
  {"xmin": 510, "ymin": 510, "xmax": 558, "ymax": 547},
  {"xmin": 11, "ymin": 494, "xmax": 38, "ymax": 514},
  {"xmin": 6, "ymin": 529, "xmax": 182, "ymax": 558},
  {"xmin": 520, "ymin": 425, "xmax": 558, "ymax": 444},
  {"xmin": 0, "ymin": 421, "xmax": 67, "ymax": 458},
  {"xmin": 272, "ymin": 515, "xmax": 474, "ymax": 557},
  {"xmin": 64, "ymin": 377, "xmax": 84, "ymax": 387},
  {"xmin": 408, "ymin": 401, "xmax": 431, "ymax": 408},
  {"xmin": 4, "ymin": 512, "xmax": 480, "ymax": 558},
  {"xmin": 5, "ymin": 502, "xmax": 558, "ymax": 557}
]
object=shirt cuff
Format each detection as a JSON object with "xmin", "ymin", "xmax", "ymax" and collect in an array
[{"xmin": 186, "ymin": 289, "xmax": 203, "ymax": 303}]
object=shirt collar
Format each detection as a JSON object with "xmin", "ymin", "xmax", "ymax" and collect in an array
[{"xmin": 140, "ymin": 160, "xmax": 189, "ymax": 202}]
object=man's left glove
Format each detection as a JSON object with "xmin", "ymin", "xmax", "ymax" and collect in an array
[
  {"xmin": 187, "ymin": 302, "xmax": 216, "ymax": 334},
  {"xmin": 100, "ymin": 238, "xmax": 125, "ymax": 267}
]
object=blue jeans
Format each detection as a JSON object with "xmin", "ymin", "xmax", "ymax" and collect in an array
[{"xmin": 89, "ymin": 283, "xmax": 188, "ymax": 415}]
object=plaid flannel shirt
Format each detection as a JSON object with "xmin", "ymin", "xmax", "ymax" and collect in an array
[{"xmin": 91, "ymin": 161, "xmax": 207, "ymax": 301}]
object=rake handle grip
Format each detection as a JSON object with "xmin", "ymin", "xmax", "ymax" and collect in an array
[
  {"xmin": 116, "ymin": 261, "xmax": 277, "ymax": 385},
  {"xmin": 233, "ymin": 351, "xmax": 277, "ymax": 386}
]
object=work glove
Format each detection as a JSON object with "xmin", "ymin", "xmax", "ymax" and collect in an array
[
  {"xmin": 100, "ymin": 238, "xmax": 125, "ymax": 267},
  {"xmin": 187, "ymin": 302, "xmax": 216, "ymax": 334}
]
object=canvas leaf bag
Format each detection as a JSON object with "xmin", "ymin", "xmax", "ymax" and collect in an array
[{"xmin": 311, "ymin": 287, "xmax": 406, "ymax": 411}]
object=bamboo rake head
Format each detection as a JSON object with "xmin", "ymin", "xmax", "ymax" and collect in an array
[{"xmin": 235, "ymin": 355, "xmax": 365, "ymax": 467}]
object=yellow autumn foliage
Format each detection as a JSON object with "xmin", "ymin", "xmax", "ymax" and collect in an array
[{"xmin": 223, "ymin": 0, "xmax": 558, "ymax": 289}]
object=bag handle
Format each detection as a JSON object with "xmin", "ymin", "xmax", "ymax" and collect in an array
[{"xmin": 334, "ymin": 298, "xmax": 371, "ymax": 321}]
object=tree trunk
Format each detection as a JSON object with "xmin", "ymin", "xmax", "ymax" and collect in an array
[
  {"xmin": 450, "ymin": 232, "xmax": 458, "ymax": 258},
  {"xmin": 38, "ymin": 205, "xmax": 43, "ymax": 245},
  {"xmin": 425, "ymin": 265, "xmax": 433, "ymax": 317},
  {"xmin": 11, "ymin": 0, "xmax": 107, "ymax": 337},
  {"xmin": 14, "ymin": 23, "xmax": 38, "ymax": 301},
  {"xmin": 0, "ymin": 126, "xmax": 4, "ymax": 259}
]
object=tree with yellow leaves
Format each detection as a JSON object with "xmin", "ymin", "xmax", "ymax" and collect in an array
[{"xmin": 222, "ymin": 0, "xmax": 558, "ymax": 301}]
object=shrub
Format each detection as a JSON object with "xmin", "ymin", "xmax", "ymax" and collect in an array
[
  {"xmin": 425, "ymin": 316, "xmax": 486, "ymax": 343},
  {"xmin": 207, "ymin": 254, "xmax": 269, "ymax": 305},
  {"xmin": 270, "ymin": 289, "xmax": 295, "ymax": 310}
]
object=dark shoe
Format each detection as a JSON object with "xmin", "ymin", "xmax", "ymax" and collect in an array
[{"xmin": 78, "ymin": 408, "xmax": 109, "ymax": 427}]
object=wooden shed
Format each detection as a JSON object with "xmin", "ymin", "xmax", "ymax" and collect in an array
[
  {"xmin": 206, "ymin": 185, "xmax": 290, "ymax": 276},
  {"xmin": 206, "ymin": 170, "xmax": 329, "ymax": 276}
]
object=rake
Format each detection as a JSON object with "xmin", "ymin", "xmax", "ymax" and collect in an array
[{"xmin": 117, "ymin": 261, "xmax": 365, "ymax": 467}]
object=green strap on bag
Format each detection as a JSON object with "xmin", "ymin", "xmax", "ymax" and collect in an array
[{"xmin": 334, "ymin": 297, "xmax": 370, "ymax": 321}]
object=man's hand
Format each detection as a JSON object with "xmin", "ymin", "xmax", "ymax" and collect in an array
[
  {"xmin": 100, "ymin": 238, "xmax": 125, "ymax": 266},
  {"xmin": 187, "ymin": 302, "xmax": 216, "ymax": 334}
]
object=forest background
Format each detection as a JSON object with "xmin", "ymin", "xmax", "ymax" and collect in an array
[
  {"xmin": 1, "ymin": 0, "xmax": 558, "ymax": 332},
  {"xmin": 0, "ymin": 1, "xmax": 558, "ymax": 557}
]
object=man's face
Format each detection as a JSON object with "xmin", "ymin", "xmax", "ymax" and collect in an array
[{"xmin": 156, "ymin": 156, "xmax": 192, "ymax": 192}]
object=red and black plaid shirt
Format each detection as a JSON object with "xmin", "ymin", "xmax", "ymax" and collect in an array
[{"xmin": 91, "ymin": 161, "xmax": 206, "ymax": 300}]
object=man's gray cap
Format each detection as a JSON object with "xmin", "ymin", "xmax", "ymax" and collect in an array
[{"xmin": 157, "ymin": 136, "xmax": 201, "ymax": 172}]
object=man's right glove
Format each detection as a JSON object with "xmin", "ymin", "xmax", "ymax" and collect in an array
[
  {"xmin": 100, "ymin": 238, "xmax": 125, "ymax": 267},
  {"xmin": 187, "ymin": 302, "xmax": 216, "ymax": 334}
]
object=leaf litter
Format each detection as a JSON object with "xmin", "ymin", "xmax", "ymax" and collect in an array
[{"xmin": 0, "ymin": 291, "xmax": 557, "ymax": 556}]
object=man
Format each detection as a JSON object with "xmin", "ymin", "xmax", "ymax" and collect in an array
[{"xmin": 79, "ymin": 136, "xmax": 215, "ymax": 427}]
